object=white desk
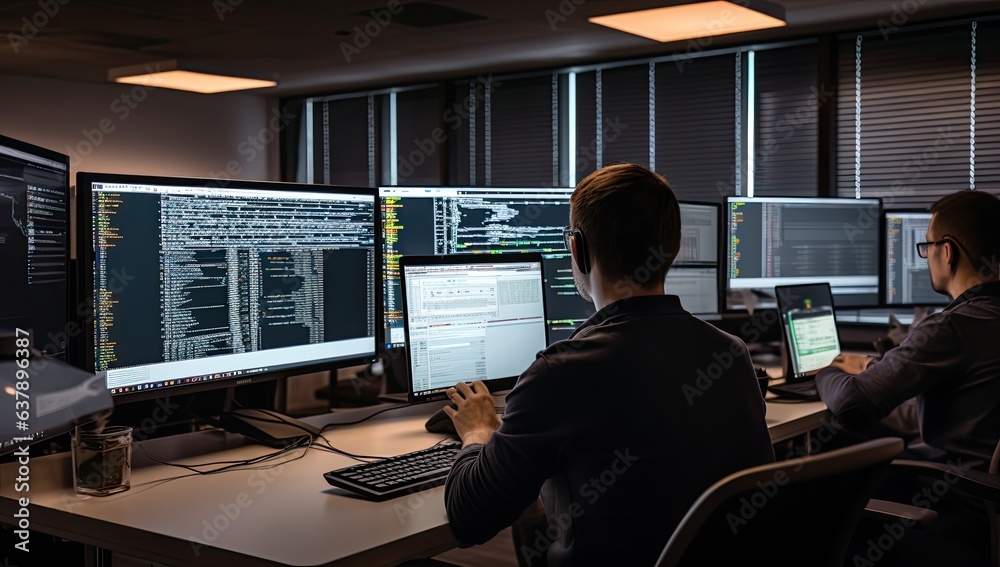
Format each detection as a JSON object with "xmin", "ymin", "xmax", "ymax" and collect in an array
[{"xmin": 1, "ymin": 398, "xmax": 829, "ymax": 566}]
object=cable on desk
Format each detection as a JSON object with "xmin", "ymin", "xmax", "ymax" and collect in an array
[{"xmin": 132, "ymin": 435, "xmax": 313, "ymax": 475}]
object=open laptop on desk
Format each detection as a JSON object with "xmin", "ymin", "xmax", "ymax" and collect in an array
[
  {"xmin": 768, "ymin": 283, "xmax": 842, "ymax": 401},
  {"xmin": 399, "ymin": 253, "xmax": 550, "ymax": 410}
]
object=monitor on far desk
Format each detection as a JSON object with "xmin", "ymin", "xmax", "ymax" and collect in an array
[{"xmin": 725, "ymin": 196, "xmax": 882, "ymax": 312}]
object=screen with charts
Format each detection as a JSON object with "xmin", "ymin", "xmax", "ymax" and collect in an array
[
  {"xmin": 884, "ymin": 211, "xmax": 949, "ymax": 306},
  {"xmin": 0, "ymin": 134, "xmax": 70, "ymax": 356},
  {"xmin": 380, "ymin": 186, "xmax": 592, "ymax": 347},
  {"xmin": 400, "ymin": 256, "xmax": 547, "ymax": 401},
  {"xmin": 78, "ymin": 174, "xmax": 377, "ymax": 400},
  {"xmin": 776, "ymin": 283, "xmax": 842, "ymax": 379},
  {"xmin": 726, "ymin": 197, "xmax": 880, "ymax": 310}
]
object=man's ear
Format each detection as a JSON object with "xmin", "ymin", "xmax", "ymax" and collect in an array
[{"xmin": 946, "ymin": 240, "xmax": 959, "ymax": 273}]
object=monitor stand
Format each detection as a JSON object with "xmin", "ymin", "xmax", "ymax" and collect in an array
[{"xmin": 217, "ymin": 389, "xmax": 320, "ymax": 448}]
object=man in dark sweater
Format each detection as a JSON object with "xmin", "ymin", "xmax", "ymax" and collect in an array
[
  {"xmin": 817, "ymin": 190, "xmax": 1000, "ymax": 567},
  {"xmin": 440, "ymin": 163, "xmax": 775, "ymax": 567},
  {"xmin": 818, "ymin": 190, "xmax": 1000, "ymax": 464}
]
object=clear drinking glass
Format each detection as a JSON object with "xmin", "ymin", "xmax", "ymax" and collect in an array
[{"xmin": 72, "ymin": 425, "xmax": 132, "ymax": 496}]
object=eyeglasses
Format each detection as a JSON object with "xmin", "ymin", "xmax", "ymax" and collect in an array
[
  {"xmin": 915, "ymin": 239, "xmax": 948, "ymax": 259},
  {"xmin": 915, "ymin": 235, "xmax": 969, "ymax": 259},
  {"xmin": 562, "ymin": 226, "xmax": 575, "ymax": 251}
]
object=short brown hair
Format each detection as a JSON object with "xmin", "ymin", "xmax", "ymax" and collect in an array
[
  {"xmin": 570, "ymin": 163, "xmax": 681, "ymax": 285},
  {"xmin": 930, "ymin": 190, "xmax": 1000, "ymax": 276}
]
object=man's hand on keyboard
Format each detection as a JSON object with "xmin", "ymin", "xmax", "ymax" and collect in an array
[
  {"xmin": 825, "ymin": 354, "xmax": 873, "ymax": 375},
  {"xmin": 444, "ymin": 380, "xmax": 502, "ymax": 448}
]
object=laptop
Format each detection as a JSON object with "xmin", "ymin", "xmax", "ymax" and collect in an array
[
  {"xmin": 398, "ymin": 253, "xmax": 549, "ymax": 408},
  {"xmin": 769, "ymin": 283, "xmax": 843, "ymax": 401}
]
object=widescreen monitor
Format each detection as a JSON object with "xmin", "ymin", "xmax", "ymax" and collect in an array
[
  {"xmin": 725, "ymin": 196, "xmax": 881, "ymax": 310},
  {"xmin": 883, "ymin": 210, "xmax": 949, "ymax": 307},
  {"xmin": 77, "ymin": 173, "xmax": 378, "ymax": 403},
  {"xmin": 0, "ymin": 133, "xmax": 71, "ymax": 356}
]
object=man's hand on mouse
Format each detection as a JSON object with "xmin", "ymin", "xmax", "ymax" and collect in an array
[
  {"xmin": 825, "ymin": 354, "xmax": 873, "ymax": 375},
  {"xmin": 443, "ymin": 380, "xmax": 501, "ymax": 447}
]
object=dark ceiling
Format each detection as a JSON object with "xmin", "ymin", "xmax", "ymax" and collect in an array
[{"xmin": 1, "ymin": 0, "xmax": 997, "ymax": 98}]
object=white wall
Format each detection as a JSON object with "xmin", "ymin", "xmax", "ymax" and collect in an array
[{"xmin": 0, "ymin": 73, "xmax": 274, "ymax": 182}]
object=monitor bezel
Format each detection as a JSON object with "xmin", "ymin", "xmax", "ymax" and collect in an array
[
  {"xmin": 879, "ymin": 208, "xmax": 950, "ymax": 309},
  {"xmin": 775, "ymin": 282, "xmax": 843, "ymax": 382},
  {"xmin": 0, "ymin": 133, "xmax": 71, "ymax": 357},
  {"xmin": 399, "ymin": 252, "xmax": 547, "ymax": 404},
  {"xmin": 76, "ymin": 171, "xmax": 380, "ymax": 405},
  {"xmin": 723, "ymin": 195, "xmax": 883, "ymax": 313}
]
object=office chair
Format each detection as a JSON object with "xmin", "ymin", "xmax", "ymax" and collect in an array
[
  {"xmin": 654, "ymin": 437, "xmax": 904, "ymax": 567},
  {"xmin": 863, "ymin": 438, "xmax": 1000, "ymax": 567}
]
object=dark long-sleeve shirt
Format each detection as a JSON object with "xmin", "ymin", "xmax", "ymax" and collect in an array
[
  {"xmin": 817, "ymin": 281, "xmax": 1000, "ymax": 462},
  {"xmin": 444, "ymin": 295, "xmax": 775, "ymax": 567}
]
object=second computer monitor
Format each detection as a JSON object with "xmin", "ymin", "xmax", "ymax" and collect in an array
[
  {"xmin": 380, "ymin": 186, "xmax": 587, "ymax": 348},
  {"xmin": 726, "ymin": 196, "xmax": 881, "ymax": 310},
  {"xmin": 883, "ymin": 210, "xmax": 950, "ymax": 306}
]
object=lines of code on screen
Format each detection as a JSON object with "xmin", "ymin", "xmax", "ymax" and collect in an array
[{"xmin": 93, "ymin": 186, "xmax": 374, "ymax": 373}]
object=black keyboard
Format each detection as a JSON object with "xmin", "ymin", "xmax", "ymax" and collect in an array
[
  {"xmin": 323, "ymin": 441, "xmax": 462, "ymax": 501},
  {"xmin": 768, "ymin": 379, "xmax": 819, "ymax": 400}
]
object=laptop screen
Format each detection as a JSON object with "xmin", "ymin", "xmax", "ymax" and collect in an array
[
  {"xmin": 776, "ymin": 283, "xmax": 842, "ymax": 379},
  {"xmin": 399, "ymin": 254, "xmax": 548, "ymax": 402}
]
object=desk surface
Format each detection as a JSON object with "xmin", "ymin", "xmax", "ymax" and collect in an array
[{"xmin": 1, "ymin": 397, "xmax": 829, "ymax": 567}]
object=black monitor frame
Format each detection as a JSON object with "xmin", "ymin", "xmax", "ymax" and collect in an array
[
  {"xmin": 76, "ymin": 172, "xmax": 380, "ymax": 405},
  {"xmin": 722, "ymin": 195, "xmax": 883, "ymax": 313},
  {"xmin": 399, "ymin": 252, "xmax": 547, "ymax": 404},
  {"xmin": 0, "ymin": 133, "xmax": 71, "ymax": 357},
  {"xmin": 879, "ymin": 208, "xmax": 950, "ymax": 308}
]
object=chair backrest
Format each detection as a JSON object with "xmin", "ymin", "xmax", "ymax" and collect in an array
[{"xmin": 655, "ymin": 437, "xmax": 904, "ymax": 567}]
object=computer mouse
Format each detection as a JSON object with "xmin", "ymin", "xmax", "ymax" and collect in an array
[{"xmin": 424, "ymin": 404, "xmax": 458, "ymax": 435}]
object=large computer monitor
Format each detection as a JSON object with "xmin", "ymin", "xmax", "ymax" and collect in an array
[
  {"xmin": 0, "ymin": 133, "xmax": 71, "ymax": 356},
  {"xmin": 380, "ymin": 186, "xmax": 590, "ymax": 347},
  {"xmin": 883, "ymin": 210, "xmax": 950, "ymax": 307},
  {"xmin": 77, "ymin": 173, "xmax": 378, "ymax": 404},
  {"xmin": 725, "ymin": 196, "xmax": 881, "ymax": 310}
]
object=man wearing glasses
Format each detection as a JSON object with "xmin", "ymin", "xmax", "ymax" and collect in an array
[{"xmin": 818, "ymin": 190, "xmax": 1000, "ymax": 564}]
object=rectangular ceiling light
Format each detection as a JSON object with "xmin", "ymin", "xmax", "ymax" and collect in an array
[
  {"xmin": 589, "ymin": 1, "xmax": 785, "ymax": 43},
  {"xmin": 108, "ymin": 61, "xmax": 277, "ymax": 94}
]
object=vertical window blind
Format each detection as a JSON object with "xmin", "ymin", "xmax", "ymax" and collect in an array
[{"xmin": 754, "ymin": 43, "xmax": 819, "ymax": 197}]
